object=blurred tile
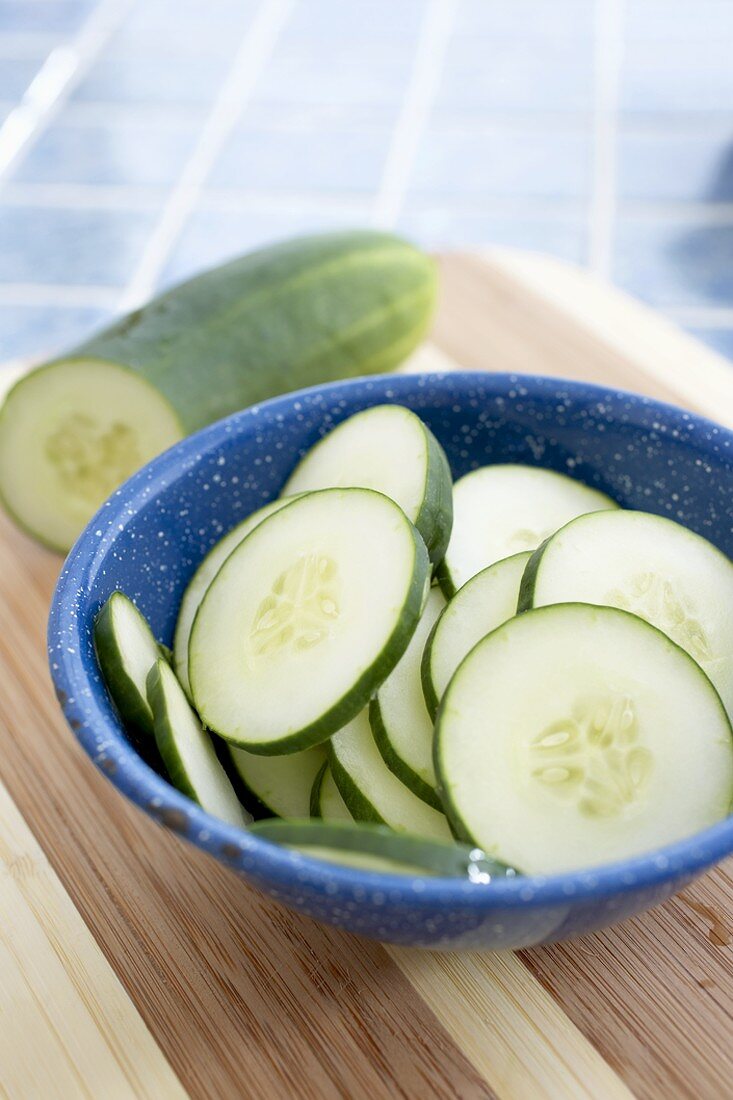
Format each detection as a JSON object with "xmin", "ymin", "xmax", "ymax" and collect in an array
[
  {"xmin": 253, "ymin": 43, "xmax": 411, "ymax": 108},
  {"xmin": 0, "ymin": 1, "xmax": 93, "ymax": 34},
  {"xmin": 687, "ymin": 327, "xmax": 733, "ymax": 363},
  {"xmin": 624, "ymin": 1, "xmax": 733, "ymax": 41},
  {"xmin": 210, "ymin": 124, "xmax": 389, "ymax": 192},
  {"xmin": 13, "ymin": 115, "xmax": 200, "ymax": 186},
  {"xmin": 398, "ymin": 207, "xmax": 587, "ymax": 262},
  {"xmin": 410, "ymin": 127, "xmax": 591, "ymax": 199},
  {"xmin": 72, "ymin": 50, "xmax": 225, "ymax": 105},
  {"xmin": 121, "ymin": 0, "xmax": 258, "ymax": 33},
  {"xmin": 618, "ymin": 128, "xmax": 733, "ymax": 203},
  {"xmin": 621, "ymin": 38, "xmax": 733, "ymax": 113},
  {"xmin": 160, "ymin": 202, "xmax": 371, "ymax": 287},
  {"xmin": 281, "ymin": 0, "xmax": 425, "ymax": 41},
  {"xmin": 0, "ymin": 204, "xmax": 158, "ymax": 285},
  {"xmin": 613, "ymin": 216, "xmax": 733, "ymax": 308},
  {"xmin": 453, "ymin": 0, "xmax": 593, "ymax": 38},
  {"xmin": 0, "ymin": 302, "xmax": 110, "ymax": 360},
  {"xmin": 437, "ymin": 35, "xmax": 593, "ymax": 113},
  {"xmin": 111, "ymin": 0, "xmax": 256, "ymax": 60},
  {"xmin": 0, "ymin": 56, "xmax": 44, "ymax": 98}
]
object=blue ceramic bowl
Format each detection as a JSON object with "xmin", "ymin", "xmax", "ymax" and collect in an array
[{"xmin": 49, "ymin": 372, "xmax": 733, "ymax": 950}]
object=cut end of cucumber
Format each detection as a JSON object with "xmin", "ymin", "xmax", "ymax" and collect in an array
[{"xmin": 0, "ymin": 358, "xmax": 182, "ymax": 551}]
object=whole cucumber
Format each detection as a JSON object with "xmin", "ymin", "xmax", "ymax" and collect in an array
[{"xmin": 0, "ymin": 230, "xmax": 437, "ymax": 551}]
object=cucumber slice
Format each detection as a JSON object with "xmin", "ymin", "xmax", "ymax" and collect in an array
[
  {"xmin": 250, "ymin": 819, "xmax": 510, "ymax": 879},
  {"xmin": 437, "ymin": 464, "xmax": 617, "ymax": 597},
  {"xmin": 436, "ymin": 603, "xmax": 733, "ymax": 875},
  {"xmin": 520, "ymin": 509, "xmax": 733, "ymax": 721},
  {"xmin": 310, "ymin": 762, "xmax": 353, "ymax": 822},
  {"xmin": 174, "ymin": 495, "xmax": 301, "ymax": 698},
  {"xmin": 228, "ymin": 742, "xmax": 326, "ymax": 819},
  {"xmin": 282, "ymin": 404, "xmax": 453, "ymax": 565},
  {"xmin": 94, "ymin": 591, "xmax": 163, "ymax": 737},
  {"xmin": 330, "ymin": 709, "xmax": 452, "ymax": 842},
  {"xmin": 146, "ymin": 659, "xmax": 248, "ymax": 828},
  {"xmin": 370, "ymin": 586, "xmax": 446, "ymax": 807},
  {"xmin": 0, "ymin": 359, "xmax": 182, "ymax": 553},
  {"xmin": 189, "ymin": 488, "xmax": 430, "ymax": 753},
  {"xmin": 422, "ymin": 552, "xmax": 530, "ymax": 717}
]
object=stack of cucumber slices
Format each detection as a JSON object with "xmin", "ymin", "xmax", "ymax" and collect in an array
[{"xmin": 94, "ymin": 403, "xmax": 733, "ymax": 880}]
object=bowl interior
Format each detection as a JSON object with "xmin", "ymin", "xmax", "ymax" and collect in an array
[{"xmin": 49, "ymin": 371, "xmax": 733, "ymax": 912}]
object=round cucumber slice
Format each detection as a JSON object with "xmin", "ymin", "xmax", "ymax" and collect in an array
[
  {"xmin": 520, "ymin": 509, "xmax": 733, "ymax": 721},
  {"xmin": 310, "ymin": 762, "xmax": 352, "ymax": 821},
  {"xmin": 94, "ymin": 590, "xmax": 163, "ymax": 737},
  {"xmin": 436, "ymin": 603, "xmax": 733, "ymax": 875},
  {"xmin": 370, "ymin": 586, "xmax": 445, "ymax": 808},
  {"xmin": 228, "ymin": 742, "xmax": 326, "ymax": 819},
  {"xmin": 330, "ymin": 709, "xmax": 451, "ymax": 842},
  {"xmin": 250, "ymin": 819, "xmax": 510, "ymax": 879},
  {"xmin": 437, "ymin": 464, "xmax": 617, "ymax": 597},
  {"xmin": 173, "ymin": 495, "xmax": 302, "ymax": 698},
  {"xmin": 423, "ymin": 552, "xmax": 530, "ymax": 717},
  {"xmin": 147, "ymin": 659, "xmax": 248, "ymax": 829},
  {"xmin": 189, "ymin": 488, "xmax": 430, "ymax": 753},
  {"xmin": 0, "ymin": 359, "xmax": 182, "ymax": 552},
  {"xmin": 282, "ymin": 404, "xmax": 453, "ymax": 565}
]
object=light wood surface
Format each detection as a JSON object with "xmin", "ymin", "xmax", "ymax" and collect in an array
[{"xmin": 0, "ymin": 251, "xmax": 732, "ymax": 1100}]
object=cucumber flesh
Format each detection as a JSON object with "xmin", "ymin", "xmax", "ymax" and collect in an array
[
  {"xmin": 250, "ymin": 819, "xmax": 511, "ymax": 878},
  {"xmin": 228, "ymin": 742, "xmax": 326, "ymax": 819},
  {"xmin": 437, "ymin": 464, "xmax": 617, "ymax": 597},
  {"xmin": 174, "ymin": 495, "xmax": 301, "ymax": 698},
  {"xmin": 189, "ymin": 488, "xmax": 430, "ymax": 753},
  {"xmin": 330, "ymin": 709, "xmax": 452, "ymax": 842},
  {"xmin": 423, "ymin": 552, "xmax": 530, "ymax": 717},
  {"xmin": 282, "ymin": 404, "xmax": 453, "ymax": 565},
  {"xmin": 0, "ymin": 359, "xmax": 182, "ymax": 553},
  {"xmin": 147, "ymin": 659, "xmax": 248, "ymax": 828},
  {"xmin": 436, "ymin": 603, "xmax": 733, "ymax": 874},
  {"xmin": 94, "ymin": 591, "xmax": 163, "ymax": 737},
  {"xmin": 520, "ymin": 509, "xmax": 733, "ymax": 721},
  {"xmin": 311, "ymin": 762, "xmax": 352, "ymax": 822},
  {"xmin": 370, "ymin": 586, "xmax": 445, "ymax": 806}
]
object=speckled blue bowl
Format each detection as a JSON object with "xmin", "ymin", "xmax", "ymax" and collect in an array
[{"xmin": 49, "ymin": 372, "xmax": 733, "ymax": 949}]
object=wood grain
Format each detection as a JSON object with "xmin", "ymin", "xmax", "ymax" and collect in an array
[
  {"xmin": 0, "ymin": 775, "xmax": 185, "ymax": 1100},
  {"xmin": 1, "ymin": 250, "xmax": 732, "ymax": 1099}
]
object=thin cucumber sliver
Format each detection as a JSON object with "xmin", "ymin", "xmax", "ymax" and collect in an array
[
  {"xmin": 228, "ymin": 741, "xmax": 327, "ymax": 819},
  {"xmin": 250, "ymin": 819, "xmax": 511, "ymax": 879},
  {"xmin": 310, "ymin": 762, "xmax": 352, "ymax": 821},
  {"xmin": 147, "ymin": 659, "xmax": 248, "ymax": 829},
  {"xmin": 173, "ymin": 494, "xmax": 303, "ymax": 697},
  {"xmin": 94, "ymin": 590, "xmax": 162, "ymax": 737},
  {"xmin": 422, "ymin": 552, "xmax": 530, "ymax": 718},
  {"xmin": 370, "ymin": 586, "xmax": 446, "ymax": 808},
  {"xmin": 330, "ymin": 709, "xmax": 452, "ymax": 842}
]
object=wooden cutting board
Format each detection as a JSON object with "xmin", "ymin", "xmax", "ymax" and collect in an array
[{"xmin": 1, "ymin": 250, "xmax": 733, "ymax": 1100}]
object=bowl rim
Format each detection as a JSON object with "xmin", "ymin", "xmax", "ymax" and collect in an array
[{"xmin": 48, "ymin": 370, "xmax": 733, "ymax": 909}]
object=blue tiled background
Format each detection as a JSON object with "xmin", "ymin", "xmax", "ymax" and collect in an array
[{"xmin": 1, "ymin": 0, "xmax": 732, "ymax": 364}]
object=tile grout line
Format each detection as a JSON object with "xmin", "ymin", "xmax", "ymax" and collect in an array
[
  {"xmin": 118, "ymin": 0, "xmax": 294, "ymax": 310},
  {"xmin": 0, "ymin": 284, "xmax": 119, "ymax": 307},
  {"xmin": 587, "ymin": 0, "xmax": 624, "ymax": 279},
  {"xmin": 0, "ymin": 0, "xmax": 135, "ymax": 183},
  {"xmin": 372, "ymin": 0, "xmax": 458, "ymax": 230}
]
